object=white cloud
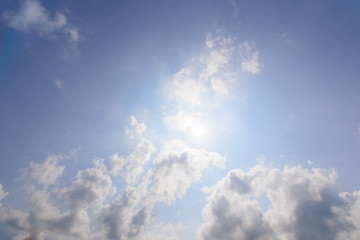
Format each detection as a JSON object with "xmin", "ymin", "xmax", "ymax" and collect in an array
[
  {"xmin": 54, "ymin": 78, "xmax": 63, "ymax": 89},
  {"xmin": 0, "ymin": 184, "xmax": 8, "ymax": 208},
  {"xmin": 57, "ymin": 159, "xmax": 115, "ymax": 210},
  {"xmin": 166, "ymin": 68, "xmax": 207, "ymax": 106},
  {"xmin": 98, "ymin": 186, "xmax": 146, "ymax": 240},
  {"xmin": 198, "ymin": 164, "xmax": 359, "ymax": 240},
  {"xmin": 20, "ymin": 154, "xmax": 65, "ymax": 187},
  {"xmin": 126, "ymin": 116, "xmax": 147, "ymax": 138},
  {"xmin": 144, "ymin": 223, "xmax": 182, "ymax": 240},
  {"xmin": 239, "ymin": 42, "xmax": 261, "ymax": 74},
  {"xmin": 2, "ymin": 125, "xmax": 360, "ymax": 239},
  {"xmin": 121, "ymin": 138, "xmax": 156, "ymax": 183},
  {"xmin": 2, "ymin": 0, "xmax": 80, "ymax": 44},
  {"xmin": 148, "ymin": 140, "xmax": 225, "ymax": 204},
  {"xmin": 121, "ymin": 116, "xmax": 157, "ymax": 183}
]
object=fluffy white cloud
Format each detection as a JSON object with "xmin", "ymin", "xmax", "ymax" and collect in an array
[
  {"xmin": 57, "ymin": 159, "xmax": 115, "ymax": 210},
  {"xmin": 125, "ymin": 116, "xmax": 147, "ymax": 138},
  {"xmin": 20, "ymin": 154, "xmax": 65, "ymax": 187},
  {"xmin": 98, "ymin": 186, "xmax": 151, "ymax": 240},
  {"xmin": 148, "ymin": 140, "xmax": 226, "ymax": 204},
  {"xmin": 198, "ymin": 164, "xmax": 358, "ymax": 240},
  {"xmin": 121, "ymin": 138, "xmax": 156, "ymax": 183},
  {"xmin": 2, "ymin": 0, "xmax": 80, "ymax": 43},
  {"xmin": 117, "ymin": 116, "xmax": 157, "ymax": 183}
]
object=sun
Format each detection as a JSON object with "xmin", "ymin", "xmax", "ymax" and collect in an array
[{"xmin": 190, "ymin": 121, "xmax": 208, "ymax": 139}]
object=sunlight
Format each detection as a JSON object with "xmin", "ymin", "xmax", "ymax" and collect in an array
[{"xmin": 190, "ymin": 121, "xmax": 208, "ymax": 139}]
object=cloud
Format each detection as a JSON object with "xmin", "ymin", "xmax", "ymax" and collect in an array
[
  {"xmin": 57, "ymin": 159, "xmax": 115, "ymax": 210},
  {"xmin": 121, "ymin": 138, "xmax": 156, "ymax": 183},
  {"xmin": 2, "ymin": 0, "xmax": 80, "ymax": 44},
  {"xmin": 239, "ymin": 42, "xmax": 261, "ymax": 74},
  {"xmin": 148, "ymin": 140, "xmax": 225, "ymax": 204},
  {"xmin": 3, "ymin": 116, "xmax": 360, "ymax": 239},
  {"xmin": 125, "ymin": 116, "xmax": 147, "ymax": 138},
  {"xmin": 20, "ymin": 154, "xmax": 65, "ymax": 187},
  {"xmin": 144, "ymin": 223, "xmax": 182, "ymax": 240},
  {"xmin": 54, "ymin": 79, "xmax": 63, "ymax": 90},
  {"xmin": 166, "ymin": 67, "xmax": 207, "ymax": 106},
  {"xmin": 239, "ymin": 42, "xmax": 260, "ymax": 74},
  {"xmin": 115, "ymin": 116, "xmax": 157, "ymax": 183},
  {"xmin": 198, "ymin": 164, "xmax": 359, "ymax": 240},
  {"xmin": 163, "ymin": 30, "xmax": 261, "ymax": 139},
  {"xmin": 0, "ymin": 184, "xmax": 8, "ymax": 208},
  {"xmin": 166, "ymin": 29, "xmax": 258, "ymax": 107},
  {"xmin": 98, "ymin": 186, "xmax": 145, "ymax": 240}
]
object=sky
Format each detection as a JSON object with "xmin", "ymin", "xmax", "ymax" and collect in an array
[{"xmin": 0, "ymin": 0, "xmax": 360, "ymax": 239}]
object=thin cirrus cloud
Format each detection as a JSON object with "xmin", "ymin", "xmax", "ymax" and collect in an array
[{"xmin": 2, "ymin": 0, "xmax": 80, "ymax": 44}]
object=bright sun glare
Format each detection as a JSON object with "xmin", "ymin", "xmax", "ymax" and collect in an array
[{"xmin": 190, "ymin": 121, "xmax": 208, "ymax": 139}]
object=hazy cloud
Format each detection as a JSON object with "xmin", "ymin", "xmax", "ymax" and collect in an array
[
  {"xmin": 54, "ymin": 79, "xmax": 63, "ymax": 90},
  {"xmin": 2, "ymin": 0, "xmax": 80, "ymax": 44},
  {"xmin": 239, "ymin": 42, "xmax": 261, "ymax": 74}
]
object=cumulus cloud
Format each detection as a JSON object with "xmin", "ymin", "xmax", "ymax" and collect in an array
[
  {"xmin": 2, "ymin": 0, "xmax": 80, "ymax": 44},
  {"xmin": 148, "ymin": 140, "xmax": 225, "ymax": 204},
  {"xmin": 114, "ymin": 116, "xmax": 156, "ymax": 183},
  {"xmin": 20, "ymin": 154, "xmax": 65, "ymax": 187},
  {"xmin": 98, "ymin": 186, "xmax": 144, "ymax": 239},
  {"xmin": 57, "ymin": 159, "xmax": 115, "ymax": 210},
  {"xmin": 198, "ymin": 164, "xmax": 359, "ymax": 240},
  {"xmin": 125, "ymin": 116, "xmax": 147, "ymax": 139},
  {"xmin": 2, "ymin": 115, "xmax": 360, "ymax": 239},
  {"xmin": 121, "ymin": 138, "xmax": 156, "ymax": 183}
]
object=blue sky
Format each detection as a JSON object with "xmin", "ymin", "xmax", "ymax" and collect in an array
[{"xmin": 1, "ymin": 0, "xmax": 360, "ymax": 239}]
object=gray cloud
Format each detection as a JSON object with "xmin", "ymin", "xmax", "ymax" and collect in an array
[{"xmin": 198, "ymin": 164, "xmax": 360, "ymax": 240}]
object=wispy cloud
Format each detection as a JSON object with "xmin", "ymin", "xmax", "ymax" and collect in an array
[
  {"xmin": 239, "ymin": 42, "xmax": 261, "ymax": 74},
  {"xmin": 163, "ymin": 29, "xmax": 261, "ymax": 138},
  {"xmin": 2, "ymin": 0, "xmax": 80, "ymax": 44},
  {"xmin": 54, "ymin": 78, "xmax": 63, "ymax": 90}
]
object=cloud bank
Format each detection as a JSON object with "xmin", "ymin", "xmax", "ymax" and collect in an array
[
  {"xmin": 0, "ymin": 117, "xmax": 359, "ymax": 239},
  {"xmin": 198, "ymin": 164, "xmax": 360, "ymax": 240}
]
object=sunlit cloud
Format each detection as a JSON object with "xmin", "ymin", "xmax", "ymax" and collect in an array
[{"xmin": 198, "ymin": 164, "xmax": 360, "ymax": 240}]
